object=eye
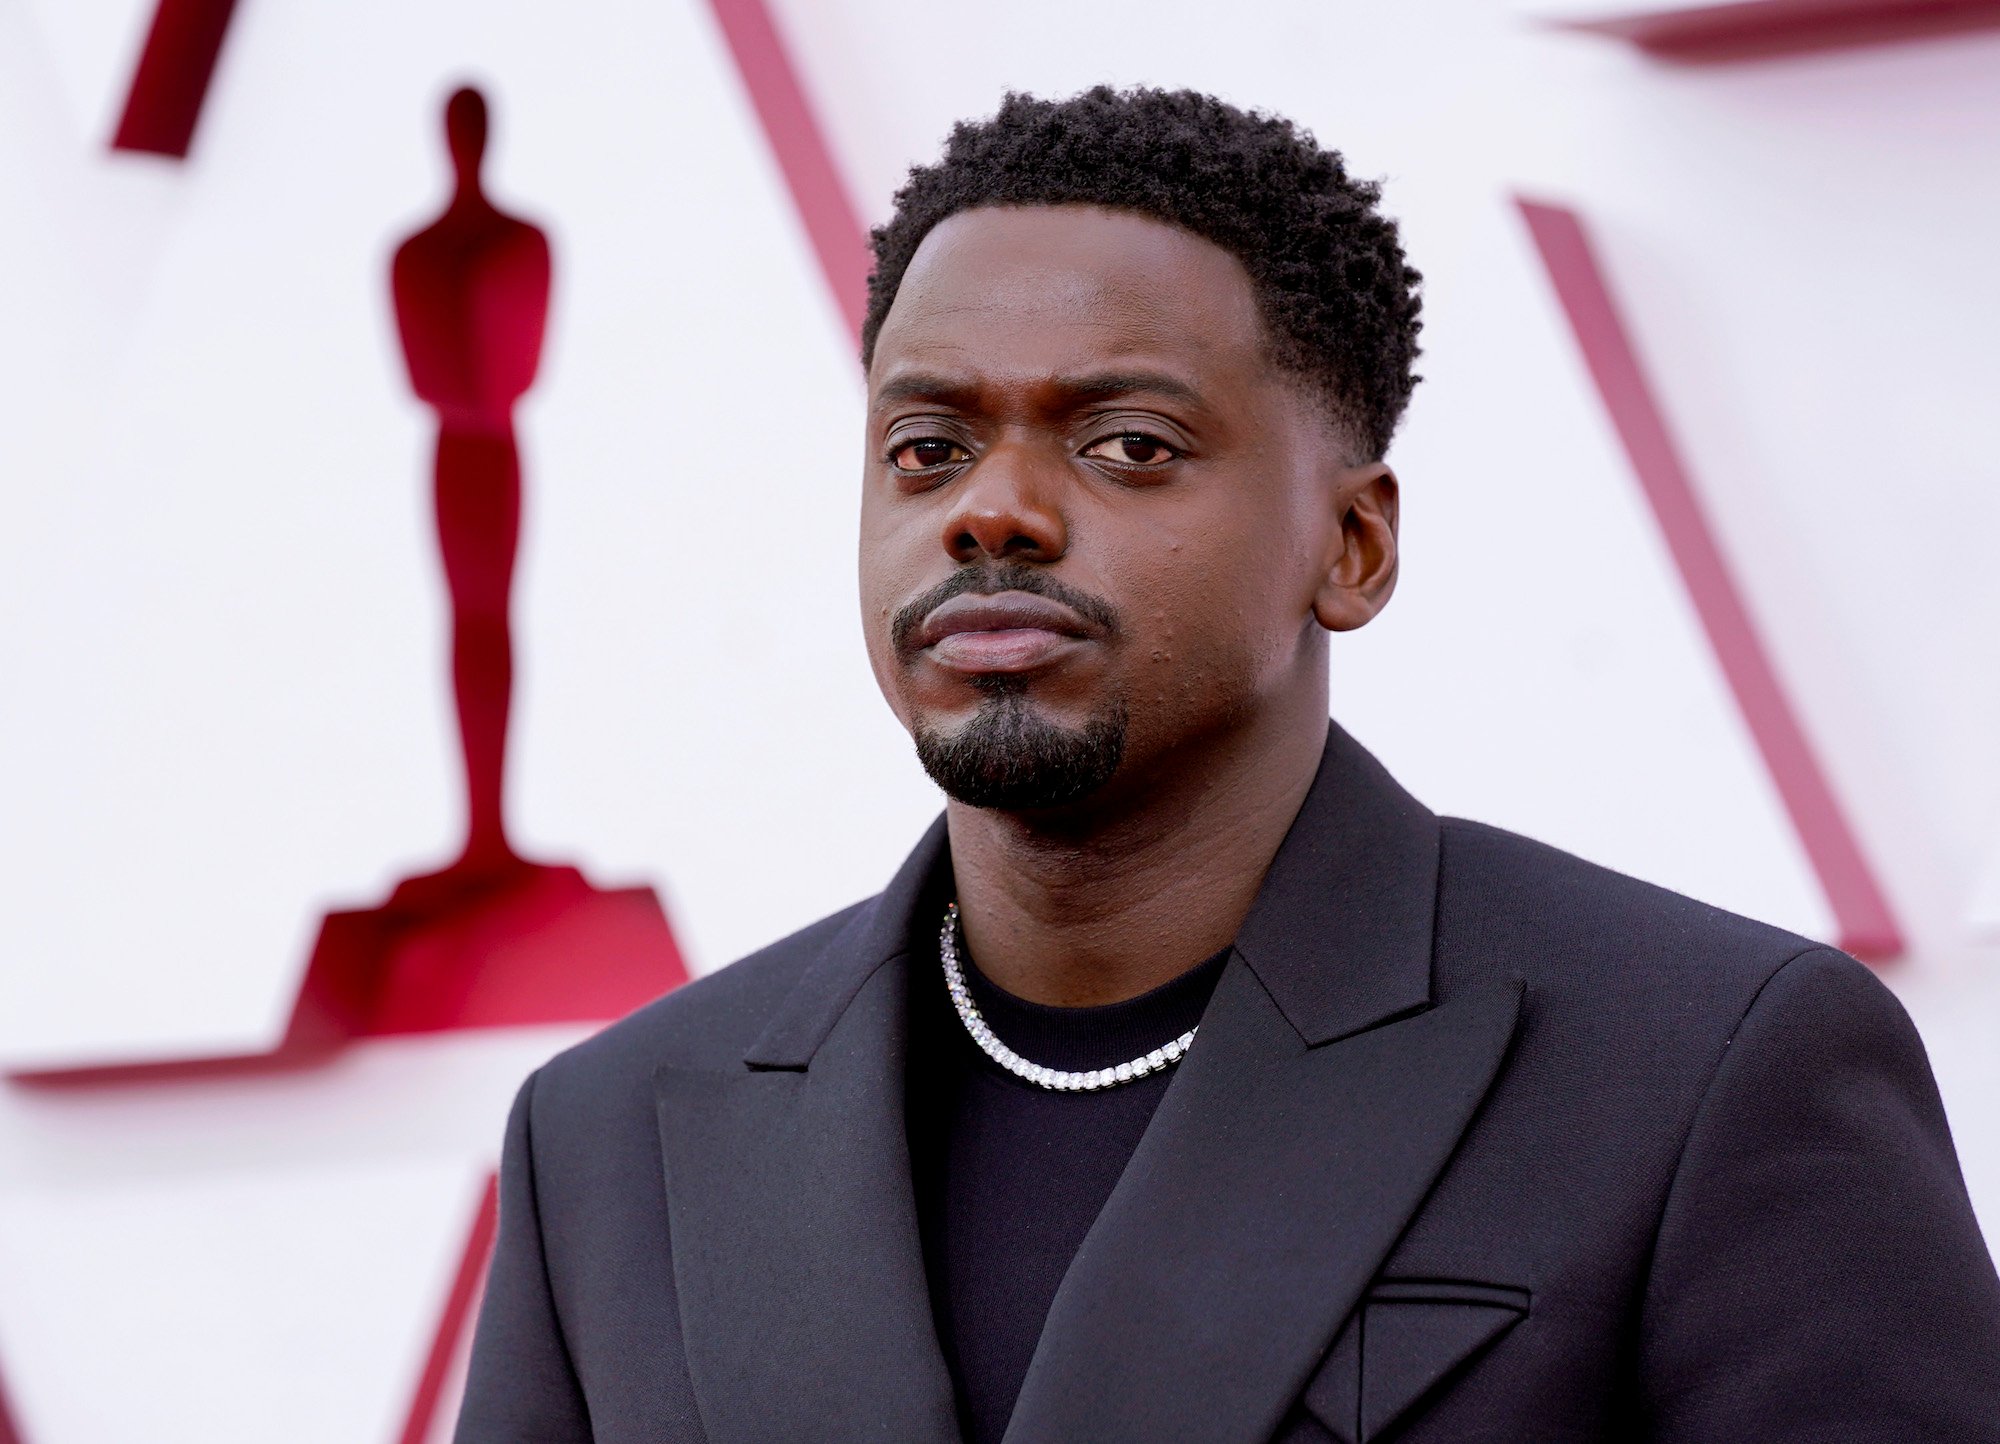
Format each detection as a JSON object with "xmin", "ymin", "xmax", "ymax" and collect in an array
[
  {"xmin": 1082, "ymin": 432, "xmax": 1180, "ymax": 467},
  {"xmin": 890, "ymin": 437, "xmax": 971, "ymax": 472}
]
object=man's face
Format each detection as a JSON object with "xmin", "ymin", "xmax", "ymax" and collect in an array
[{"xmin": 861, "ymin": 204, "xmax": 1379, "ymax": 812}]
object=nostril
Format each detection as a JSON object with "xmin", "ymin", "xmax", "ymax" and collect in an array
[
  {"xmin": 947, "ymin": 507, "xmax": 1064, "ymax": 562},
  {"xmin": 961, "ymin": 532, "xmax": 1042, "ymax": 561}
]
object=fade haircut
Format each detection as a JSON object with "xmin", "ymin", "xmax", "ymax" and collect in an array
[{"xmin": 861, "ymin": 86, "xmax": 1424, "ymax": 460}]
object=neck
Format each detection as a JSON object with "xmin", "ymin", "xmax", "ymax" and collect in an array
[{"xmin": 946, "ymin": 691, "xmax": 1329, "ymax": 1007}]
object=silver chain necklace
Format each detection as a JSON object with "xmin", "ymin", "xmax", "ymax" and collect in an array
[{"xmin": 937, "ymin": 902, "xmax": 1197, "ymax": 1092}]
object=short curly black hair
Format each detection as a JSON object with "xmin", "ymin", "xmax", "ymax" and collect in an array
[{"xmin": 862, "ymin": 86, "xmax": 1423, "ymax": 460}]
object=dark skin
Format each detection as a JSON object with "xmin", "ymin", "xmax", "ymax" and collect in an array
[{"xmin": 862, "ymin": 205, "xmax": 1399, "ymax": 1006}]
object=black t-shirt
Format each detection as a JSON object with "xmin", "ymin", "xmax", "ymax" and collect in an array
[{"xmin": 905, "ymin": 922, "xmax": 1229, "ymax": 1444}]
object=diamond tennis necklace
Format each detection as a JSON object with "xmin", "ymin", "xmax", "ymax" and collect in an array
[{"xmin": 938, "ymin": 902, "xmax": 1197, "ymax": 1092}]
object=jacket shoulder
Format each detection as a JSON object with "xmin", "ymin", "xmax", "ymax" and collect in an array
[
  {"xmin": 1435, "ymin": 816, "xmax": 1830, "ymax": 1011},
  {"xmin": 537, "ymin": 896, "xmax": 873, "ymax": 1094},
  {"xmin": 1408, "ymin": 819, "xmax": 1881, "ymax": 1272}
]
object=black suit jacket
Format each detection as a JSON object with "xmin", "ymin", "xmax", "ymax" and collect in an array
[{"xmin": 456, "ymin": 724, "xmax": 2000, "ymax": 1442}]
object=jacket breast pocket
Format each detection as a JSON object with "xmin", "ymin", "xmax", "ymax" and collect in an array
[{"xmin": 1284, "ymin": 1279, "xmax": 1530, "ymax": 1444}]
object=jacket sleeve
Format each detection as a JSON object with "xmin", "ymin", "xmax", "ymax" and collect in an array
[
  {"xmin": 1639, "ymin": 947, "xmax": 2000, "ymax": 1441},
  {"xmin": 455, "ymin": 1069, "xmax": 594, "ymax": 1442}
]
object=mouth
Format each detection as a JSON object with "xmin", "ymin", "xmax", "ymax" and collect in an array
[{"xmin": 910, "ymin": 590, "xmax": 1101, "ymax": 675}]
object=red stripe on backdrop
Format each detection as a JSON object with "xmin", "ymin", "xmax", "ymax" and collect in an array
[
  {"xmin": 703, "ymin": 0, "xmax": 873, "ymax": 346},
  {"xmin": 0, "ymin": 1372, "xmax": 21, "ymax": 1444},
  {"xmin": 397, "ymin": 1172, "xmax": 500, "ymax": 1444},
  {"xmin": 1550, "ymin": 0, "xmax": 2000, "ymax": 61},
  {"xmin": 111, "ymin": 0, "xmax": 241, "ymax": 157},
  {"xmin": 1516, "ymin": 198, "xmax": 1902, "ymax": 962}
]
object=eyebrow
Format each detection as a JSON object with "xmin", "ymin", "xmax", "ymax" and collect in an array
[
  {"xmin": 1055, "ymin": 371, "xmax": 1208, "ymax": 410},
  {"xmin": 870, "ymin": 368, "xmax": 1209, "ymax": 415},
  {"xmin": 871, "ymin": 372, "xmax": 980, "ymax": 412}
]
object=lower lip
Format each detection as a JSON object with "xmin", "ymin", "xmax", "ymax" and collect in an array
[{"xmin": 927, "ymin": 628, "xmax": 1083, "ymax": 673}]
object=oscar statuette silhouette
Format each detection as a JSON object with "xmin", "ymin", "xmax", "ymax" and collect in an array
[
  {"xmin": 297, "ymin": 85, "xmax": 687, "ymax": 1042},
  {"xmin": 392, "ymin": 84, "xmax": 549, "ymax": 895},
  {"xmin": 12, "ymin": 87, "xmax": 684, "ymax": 1085}
]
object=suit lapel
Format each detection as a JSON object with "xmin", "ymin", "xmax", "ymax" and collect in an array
[
  {"xmin": 653, "ymin": 823, "xmax": 962, "ymax": 1444},
  {"xmin": 1003, "ymin": 967, "xmax": 1521, "ymax": 1444},
  {"xmin": 1004, "ymin": 724, "xmax": 1524, "ymax": 1444}
]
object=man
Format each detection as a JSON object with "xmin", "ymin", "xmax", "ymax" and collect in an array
[{"xmin": 456, "ymin": 88, "xmax": 2000, "ymax": 1442}]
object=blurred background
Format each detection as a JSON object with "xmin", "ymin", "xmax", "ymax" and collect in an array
[{"xmin": 2, "ymin": 0, "xmax": 1998, "ymax": 1437}]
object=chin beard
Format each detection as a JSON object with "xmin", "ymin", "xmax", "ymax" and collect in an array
[{"xmin": 913, "ymin": 684, "xmax": 1128, "ymax": 811}]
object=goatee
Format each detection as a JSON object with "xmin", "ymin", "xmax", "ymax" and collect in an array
[{"xmin": 914, "ymin": 684, "xmax": 1128, "ymax": 810}]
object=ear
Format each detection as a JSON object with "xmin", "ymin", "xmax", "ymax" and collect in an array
[{"xmin": 1313, "ymin": 462, "xmax": 1399, "ymax": 633}]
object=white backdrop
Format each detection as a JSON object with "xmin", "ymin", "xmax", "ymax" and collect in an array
[{"xmin": 2, "ymin": 1, "xmax": 1997, "ymax": 1437}]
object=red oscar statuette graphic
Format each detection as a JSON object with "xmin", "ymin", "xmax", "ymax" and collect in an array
[{"xmin": 19, "ymin": 87, "xmax": 685, "ymax": 1085}]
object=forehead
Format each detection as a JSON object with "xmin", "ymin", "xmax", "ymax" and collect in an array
[{"xmin": 869, "ymin": 205, "xmax": 1271, "ymax": 389}]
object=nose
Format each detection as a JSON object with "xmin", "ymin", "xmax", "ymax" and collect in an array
[{"xmin": 942, "ymin": 439, "xmax": 1069, "ymax": 564}]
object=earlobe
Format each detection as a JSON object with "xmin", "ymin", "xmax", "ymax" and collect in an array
[{"xmin": 1312, "ymin": 463, "xmax": 1399, "ymax": 633}]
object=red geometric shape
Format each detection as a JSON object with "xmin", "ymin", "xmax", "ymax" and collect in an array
[
  {"xmin": 323, "ymin": 868, "xmax": 680, "ymax": 1038},
  {"xmin": 704, "ymin": 0, "xmax": 873, "ymax": 345},
  {"xmin": 10, "ymin": 864, "xmax": 684, "ymax": 1086},
  {"xmin": 1516, "ymin": 198, "xmax": 1903, "ymax": 962},
  {"xmin": 1547, "ymin": 0, "xmax": 2000, "ymax": 61},
  {"xmin": 111, "ymin": 0, "xmax": 240, "ymax": 157},
  {"xmin": 397, "ymin": 1172, "xmax": 499, "ymax": 1444}
]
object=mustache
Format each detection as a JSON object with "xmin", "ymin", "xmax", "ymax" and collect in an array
[{"xmin": 890, "ymin": 563, "xmax": 1122, "ymax": 660}]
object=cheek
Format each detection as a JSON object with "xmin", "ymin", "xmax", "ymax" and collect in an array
[
  {"xmin": 857, "ymin": 484, "xmax": 911, "ymax": 606},
  {"xmin": 1113, "ymin": 547, "xmax": 1239, "ymax": 695},
  {"xmin": 1111, "ymin": 514, "xmax": 1310, "ymax": 699},
  {"xmin": 856, "ymin": 495, "xmax": 935, "ymax": 687},
  {"xmin": 855, "ymin": 503, "xmax": 898, "ymax": 670}
]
